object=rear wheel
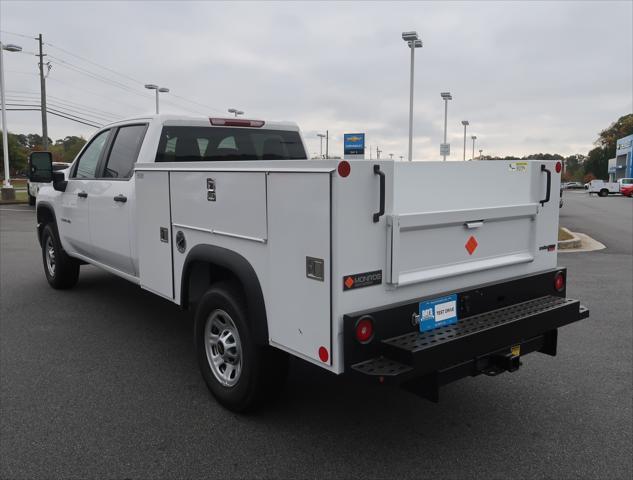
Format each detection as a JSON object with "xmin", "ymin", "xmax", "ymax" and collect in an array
[
  {"xmin": 41, "ymin": 224, "xmax": 80, "ymax": 289},
  {"xmin": 194, "ymin": 283, "xmax": 288, "ymax": 412},
  {"xmin": 598, "ymin": 189, "xmax": 609, "ymax": 197}
]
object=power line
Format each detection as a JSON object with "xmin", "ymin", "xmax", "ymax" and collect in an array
[
  {"xmin": 0, "ymin": 30, "xmax": 37, "ymax": 41},
  {"xmin": 5, "ymin": 103, "xmax": 103, "ymax": 128},
  {"xmin": 7, "ymin": 94, "xmax": 120, "ymax": 121},
  {"xmin": 45, "ymin": 41, "xmax": 144, "ymax": 86}
]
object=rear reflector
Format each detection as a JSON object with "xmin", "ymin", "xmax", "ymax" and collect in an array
[
  {"xmin": 355, "ymin": 316, "xmax": 374, "ymax": 343},
  {"xmin": 318, "ymin": 346, "xmax": 329, "ymax": 363},
  {"xmin": 337, "ymin": 161, "xmax": 351, "ymax": 177},
  {"xmin": 554, "ymin": 271, "xmax": 565, "ymax": 292},
  {"xmin": 209, "ymin": 118, "xmax": 265, "ymax": 128}
]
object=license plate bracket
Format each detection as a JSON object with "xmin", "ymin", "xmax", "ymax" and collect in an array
[{"xmin": 419, "ymin": 294, "xmax": 459, "ymax": 332}]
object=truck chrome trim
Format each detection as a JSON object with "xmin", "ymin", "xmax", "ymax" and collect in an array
[{"xmin": 211, "ymin": 229, "xmax": 267, "ymax": 244}]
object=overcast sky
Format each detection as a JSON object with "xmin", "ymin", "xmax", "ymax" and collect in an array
[{"xmin": 1, "ymin": 0, "xmax": 632, "ymax": 160}]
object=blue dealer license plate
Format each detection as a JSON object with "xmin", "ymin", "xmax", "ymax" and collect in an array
[{"xmin": 419, "ymin": 294, "xmax": 459, "ymax": 332}]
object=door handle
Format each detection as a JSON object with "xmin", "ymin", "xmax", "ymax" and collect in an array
[
  {"xmin": 465, "ymin": 221, "xmax": 484, "ymax": 229},
  {"xmin": 77, "ymin": 191, "xmax": 88, "ymax": 198},
  {"xmin": 113, "ymin": 194, "xmax": 127, "ymax": 203},
  {"xmin": 540, "ymin": 164, "xmax": 551, "ymax": 206},
  {"xmin": 373, "ymin": 164, "xmax": 385, "ymax": 223}
]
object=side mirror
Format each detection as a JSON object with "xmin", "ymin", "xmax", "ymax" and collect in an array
[
  {"xmin": 52, "ymin": 171, "xmax": 67, "ymax": 192},
  {"xmin": 28, "ymin": 151, "xmax": 53, "ymax": 183}
]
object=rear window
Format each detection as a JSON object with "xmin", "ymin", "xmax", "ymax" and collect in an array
[{"xmin": 155, "ymin": 126, "xmax": 307, "ymax": 162}]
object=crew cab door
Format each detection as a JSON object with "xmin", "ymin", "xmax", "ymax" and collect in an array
[
  {"xmin": 59, "ymin": 129, "xmax": 111, "ymax": 257},
  {"xmin": 88, "ymin": 124, "xmax": 147, "ymax": 275}
]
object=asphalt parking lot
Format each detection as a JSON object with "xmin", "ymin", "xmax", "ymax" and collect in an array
[{"xmin": 1, "ymin": 191, "xmax": 631, "ymax": 479}]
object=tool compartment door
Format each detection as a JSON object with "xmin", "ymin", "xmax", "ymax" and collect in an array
[
  {"xmin": 266, "ymin": 172, "xmax": 332, "ymax": 364},
  {"xmin": 387, "ymin": 161, "xmax": 548, "ymax": 287},
  {"xmin": 136, "ymin": 170, "xmax": 174, "ymax": 299}
]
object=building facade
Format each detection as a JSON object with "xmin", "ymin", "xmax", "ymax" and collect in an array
[{"xmin": 609, "ymin": 134, "xmax": 633, "ymax": 181}]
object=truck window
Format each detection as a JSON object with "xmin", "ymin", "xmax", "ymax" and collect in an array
[
  {"xmin": 102, "ymin": 124, "xmax": 148, "ymax": 179},
  {"xmin": 155, "ymin": 126, "xmax": 307, "ymax": 162},
  {"xmin": 73, "ymin": 129, "xmax": 110, "ymax": 179}
]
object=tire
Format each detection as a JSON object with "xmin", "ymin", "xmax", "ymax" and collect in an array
[
  {"xmin": 194, "ymin": 283, "xmax": 288, "ymax": 412},
  {"xmin": 41, "ymin": 224, "xmax": 80, "ymax": 289},
  {"xmin": 28, "ymin": 192, "xmax": 36, "ymax": 206},
  {"xmin": 599, "ymin": 189, "xmax": 608, "ymax": 197}
]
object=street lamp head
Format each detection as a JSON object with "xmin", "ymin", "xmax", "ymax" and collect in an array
[
  {"xmin": 228, "ymin": 108, "xmax": 237, "ymax": 113},
  {"xmin": 407, "ymin": 39, "xmax": 423, "ymax": 48},
  {"xmin": 441, "ymin": 92, "xmax": 452, "ymax": 100},
  {"xmin": 317, "ymin": 133, "xmax": 326, "ymax": 138},
  {"xmin": 2, "ymin": 44, "xmax": 23, "ymax": 52},
  {"xmin": 158, "ymin": 87, "xmax": 169, "ymax": 93},
  {"xmin": 462, "ymin": 120, "xmax": 469, "ymax": 126},
  {"xmin": 471, "ymin": 135, "xmax": 477, "ymax": 140},
  {"xmin": 144, "ymin": 84, "xmax": 158, "ymax": 90},
  {"xmin": 401, "ymin": 31, "xmax": 419, "ymax": 41},
  {"xmin": 236, "ymin": 110, "xmax": 244, "ymax": 115}
]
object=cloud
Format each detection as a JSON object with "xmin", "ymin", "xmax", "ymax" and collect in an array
[{"xmin": 1, "ymin": 0, "xmax": 631, "ymax": 160}]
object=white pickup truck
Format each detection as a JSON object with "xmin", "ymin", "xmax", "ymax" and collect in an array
[
  {"xmin": 29, "ymin": 115, "xmax": 588, "ymax": 411},
  {"xmin": 587, "ymin": 178, "xmax": 633, "ymax": 196}
]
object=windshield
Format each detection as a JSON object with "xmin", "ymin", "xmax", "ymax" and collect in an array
[{"xmin": 155, "ymin": 126, "xmax": 307, "ymax": 162}]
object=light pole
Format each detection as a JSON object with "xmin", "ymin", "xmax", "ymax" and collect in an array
[
  {"xmin": 402, "ymin": 31, "xmax": 422, "ymax": 162},
  {"xmin": 471, "ymin": 135, "xmax": 477, "ymax": 161},
  {"xmin": 145, "ymin": 84, "xmax": 169, "ymax": 114},
  {"xmin": 228, "ymin": 108, "xmax": 244, "ymax": 117},
  {"xmin": 440, "ymin": 92, "xmax": 452, "ymax": 161},
  {"xmin": 479, "ymin": 149, "xmax": 483, "ymax": 160},
  {"xmin": 317, "ymin": 133, "xmax": 326, "ymax": 158},
  {"xmin": 461, "ymin": 120, "xmax": 469, "ymax": 161},
  {"xmin": 1, "ymin": 42, "xmax": 22, "ymax": 200},
  {"xmin": 399, "ymin": 155, "xmax": 404, "ymax": 161}
]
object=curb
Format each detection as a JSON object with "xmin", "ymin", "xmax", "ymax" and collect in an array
[{"xmin": 558, "ymin": 227, "xmax": 582, "ymax": 250}]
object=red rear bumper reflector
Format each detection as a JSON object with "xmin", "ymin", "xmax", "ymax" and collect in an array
[{"xmin": 318, "ymin": 346, "xmax": 329, "ymax": 363}]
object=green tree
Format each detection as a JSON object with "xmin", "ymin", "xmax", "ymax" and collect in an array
[{"xmin": 0, "ymin": 131, "xmax": 29, "ymax": 176}]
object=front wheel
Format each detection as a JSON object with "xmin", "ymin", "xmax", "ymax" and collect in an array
[
  {"xmin": 598, "ymin": 189, "xmax": 609, "ymax": 197},
  {"xmin": 194, "ymin": 283, "xmax": 288, "ymax": 412},
  {"xmin": 41, "ymin": 224, "xmax": 80, "ymax": 289}
]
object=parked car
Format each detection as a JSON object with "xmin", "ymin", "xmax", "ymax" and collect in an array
[
  {"xmin": 587, "ymin": 178, "xmax": 633, "ymax": 197},
  {"xmin": 565, "ymin": 182, "xmax": 585, "ymax": 189},
  {"xmin": 620, "ymin": 178, "xmax": 633, "ymax": 197}
]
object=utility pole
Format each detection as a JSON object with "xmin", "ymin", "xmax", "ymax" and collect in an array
[
  {"xmin": 37, "ymin": 34, "xmax": 48, "ymax": 150},
  {"xmin": 325, "ymin": 130, "xmax": 329, "ymax": 159},
  {"xmin": 479, "ymin": 149, "xmax": 483, "ymax": 160},
  {"xmin": 461, "ymin": 120, "xmax": 469, "ymax": 161},
  {"xmin": 471, "ymin": 135, "xmax": 477, "ymax": 161},
  {"xmin": 376, "ymin": 146, "xmax": 382, "ymax": 159}
]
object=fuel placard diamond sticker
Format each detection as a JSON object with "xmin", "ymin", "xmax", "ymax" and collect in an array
[{"xmin": 465, "ymin": 235, "xmax": 478, "ymax": 255}]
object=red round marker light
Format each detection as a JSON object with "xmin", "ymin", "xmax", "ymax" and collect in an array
[
  {"xmin": 554, "ymin": 271, "xmax": 565, "ymax": 292},
  {"xmin": 338, "ymin": 161, "xmax": 351, "ymax": 178},
  {"xmin": 318, "ymin": 346, "xmax": 329, "ymax": 363},
  {"xmin": 355, "ymin": 316, "xmax": 374, "ymax": 343},
  {"xmin": 555, "ymin": 161, "xmax": 562, "ymax": 173}
]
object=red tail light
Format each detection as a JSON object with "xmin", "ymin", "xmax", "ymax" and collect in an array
[
  {"xmin": 337, "ymin": 161, "xmax": 351, "ymax": 178},
  {"xmin": 554, "ymin": 271, "xmax": 565, "ymax": 292},
  {"xmin": 209, "ymin": 118, "xmax": 265, "ymax": 128},
  {"xmin": 555, "ymin": 161, "xmax": 562, "ymax": 173},
  {"xmin": 355, "ymin": 316, "xmax": 374, "ymax": 343}
]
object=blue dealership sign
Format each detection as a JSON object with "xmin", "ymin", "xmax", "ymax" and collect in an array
[{"xmin": 344, "ymin": 133, "xmax": 365, "ymax": 156}]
